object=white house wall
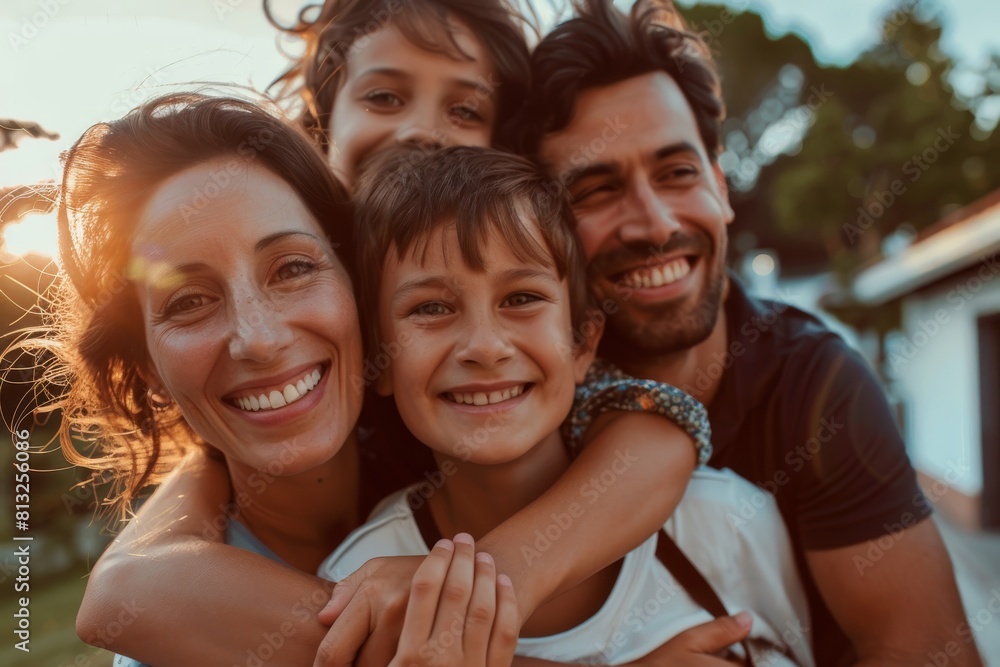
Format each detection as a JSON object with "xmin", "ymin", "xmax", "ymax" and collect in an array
[{"xmin": 889, "ymin": 274, "xmax": 1000, "ymax": 496}]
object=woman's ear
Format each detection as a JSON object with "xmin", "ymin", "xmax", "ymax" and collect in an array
[
  {"xmin": 573, "ymin": 309, "xmax": 605, "ymax": 384},
  {"xmin": 138, "ymin": 364, "xmax": 173, "ymax": 408}
]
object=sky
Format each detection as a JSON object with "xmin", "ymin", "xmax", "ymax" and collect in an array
[{"xmin": 2, "ymin": 0, "xmax": 1000, "ymax": 256}]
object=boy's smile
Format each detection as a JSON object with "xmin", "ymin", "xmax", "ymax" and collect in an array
[{"xmin": 376, "ymin": 220, "xmax": 592, "ymax": 466}]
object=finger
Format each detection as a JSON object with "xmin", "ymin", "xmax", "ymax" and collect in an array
[
  {"xmin": 671, "ymin": 612, "xmax": 752, "ymax": 654},
  {"xmin": 463, "ymin": 551, "xmax": 498, "ymax": 659},
  {"xmin": 486, "ymin": 574, "xmax": 519, "ymax": 667},
  {"xmin": 430, "ymin": 533, "xmax": 476, "ymax": 644},
  {"xmin": 313, "ymin": 594, "xmax": 374, "ymax": 667},
  {"xmin": 396, "ymin": 539, "xmax": 455, "ymax": 655},
  {"xmin": 319, "ymin": 574, "xmax": 361, "ymax": 625}
]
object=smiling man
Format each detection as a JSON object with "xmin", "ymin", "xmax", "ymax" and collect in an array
[{"xmin": 518, "ymin": 0, "xmax": 980, "ymax": 664}]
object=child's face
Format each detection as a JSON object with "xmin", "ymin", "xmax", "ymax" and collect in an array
[
  {"xmin": 328, "ymin": 20, "xmax": 497, "ymax": 188},
  {"xmin": 376, "ymin": 221, "xmax": 595, "ymax": 465}
]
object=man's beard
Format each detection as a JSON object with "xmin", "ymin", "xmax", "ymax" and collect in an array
[{"xmin": 590, "ymin": 235, "xmax": 726, "ymax": 362}]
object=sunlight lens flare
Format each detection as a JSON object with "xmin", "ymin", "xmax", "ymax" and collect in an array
[{"xmin": 2, "ymin": 211, "xmax": 60, "ymax": 260}]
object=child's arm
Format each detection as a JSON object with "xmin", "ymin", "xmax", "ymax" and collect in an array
[
  {"xmin": 316, "ymin": 360, "xmax": 707, "ymax": 663},
  {"xmin": 76, "ymin": 450, "xmax": 335, "ymax": 666}
]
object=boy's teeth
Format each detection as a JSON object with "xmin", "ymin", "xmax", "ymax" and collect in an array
[
  {"xmin": 232, "ymin": 366, "xmax": 323, "ymax": 413},
  {"xmin": 450, "ymin": 385, "xmax": 525, "ymax": 405},
  {"xmin": 620, "ymin": 257, "xmax": 690, "ymax": 289}
]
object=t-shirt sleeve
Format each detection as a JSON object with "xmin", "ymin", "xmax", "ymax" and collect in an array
[
  {"xmin": 562, "ymin": 358, "xmax": 713, "ymax": 465},
  {"xmin": 785, "ymin": 338, "xmax": 928, "ymax": 550}
]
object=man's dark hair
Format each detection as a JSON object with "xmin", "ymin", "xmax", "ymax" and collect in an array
[{"xmin": 513, "ymin": 0, "xmax": 724, "ymax": 160}]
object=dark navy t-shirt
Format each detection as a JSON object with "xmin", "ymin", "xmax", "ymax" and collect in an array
[{"xmin": 702, "ymin": 276, "xmax": 927, "ymax": 665}]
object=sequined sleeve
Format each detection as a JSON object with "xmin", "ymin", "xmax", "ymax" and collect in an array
[{"xmin": 562, "ymin": 358, "xmax": 712, "ymax": 465}]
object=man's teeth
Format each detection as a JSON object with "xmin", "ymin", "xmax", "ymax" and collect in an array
[
  {"xmin": 234, "ymin": 368, "xmax": 322, "ymax": 412},
  {"xmin": 619, "ymin": 258, "xmax": 691, "ymax": 289},
  {"xmin": 449, "ymin": 385, "xmax": 525, "ymax": 406}
]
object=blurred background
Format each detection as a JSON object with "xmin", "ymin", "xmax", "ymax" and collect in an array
[{"xmin": 2, "ymin": 0, "xmax": 999, "ymax": 664}]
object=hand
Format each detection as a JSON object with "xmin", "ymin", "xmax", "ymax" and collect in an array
[
  {"xmin": 627, "ymin": 613, "xmax": 753, "ymax": 666},
  {"xmin": 389, "ymin": 534, "xmax": 519, "ymax": 667},
  {"xmin": 313, "ymin": 554, "xmax": 424, "ymax": 667}
]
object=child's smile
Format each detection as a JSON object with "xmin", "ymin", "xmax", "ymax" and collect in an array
[{"xmin": 376, "ymin": 221, "xmax": 592, "ymax": 466}]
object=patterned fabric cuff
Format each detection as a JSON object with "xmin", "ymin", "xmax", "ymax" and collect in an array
[{"xmin": 562, "ymin": 358, "xmax": 713, "ymax": 465}]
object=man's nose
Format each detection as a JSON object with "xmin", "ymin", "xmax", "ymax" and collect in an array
[{"xmin": 619, "ymin": 178, "xmax": 682, "ymax": 247}]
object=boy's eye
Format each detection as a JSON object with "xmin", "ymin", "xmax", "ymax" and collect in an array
[
  {"xmin": 503, "ymin": 293, "xmax": 542, "ymax": 308},
  {"xmin": 411, "ymin": 302, "xmax": 452, "ymax": 317}
]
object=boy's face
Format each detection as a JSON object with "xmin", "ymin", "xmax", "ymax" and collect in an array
[
  {"xmin": 376, "ymin": 221, "xmax": 594, "ymax": 465},
  {"xmin": 328, "ymin": 20, "xmax": 497, "ymax": 189}
]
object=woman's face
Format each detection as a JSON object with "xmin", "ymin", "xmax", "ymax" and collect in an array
[
  {"xmin": 327, "ymin": 19, "xmax": 498, "ymax": 188},
  {"xmin": 130, "ymin": 159, "xmax": 364, "ymax": 475}
]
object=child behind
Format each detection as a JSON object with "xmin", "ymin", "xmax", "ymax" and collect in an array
[{"xmin": 321, "ymin": 145, "xmax": 813, "ymax": 665}]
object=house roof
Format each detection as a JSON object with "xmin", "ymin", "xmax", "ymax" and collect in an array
[{"xmin": 850, "ymin": 189, "xmax": 1000, "ymax": 305}]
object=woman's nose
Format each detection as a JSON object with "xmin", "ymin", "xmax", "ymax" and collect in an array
[{"xmin": 227, "ymin": 297, "xmax": 294, "ymax": 363}]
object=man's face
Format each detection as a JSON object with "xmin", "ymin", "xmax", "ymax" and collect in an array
[{"xmin": 540, "ymin": 72, "xmax": 734, "ymax": 358}]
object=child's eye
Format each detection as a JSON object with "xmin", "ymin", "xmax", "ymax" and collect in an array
[
  {"xmin": 364, "ymin": 90, "xmax": 404, "ymax": 109},
  {"xmin": 449, "ymin": 104, "xmax": 484, "ymax": 123},
  {"xmin": 503, "ymin": 293, "xmax": 542, "ymax": 308},
  {"xmin": 274, "ymin": 259, "xmax": 318, "ymax": 283},
  {"xmin": 410, "ymin": 302, "xmax": 452, "ymax": 317}
]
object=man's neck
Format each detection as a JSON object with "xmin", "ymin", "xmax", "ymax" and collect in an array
[{"xmin": 615, "ymin": 302, "xmax": 730, "ymax": 408}]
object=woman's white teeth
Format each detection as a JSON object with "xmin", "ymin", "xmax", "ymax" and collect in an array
[
  {"xmin": 450, "ymin": 385, "xmax": 524, "ymax": 405},
  {"xmin": 620, "ymin": 257, "xmax": 691, "ymax": 289},
  {"xmin": 234, "ymin": 368, "xmax": 323, "ymax": 412}
]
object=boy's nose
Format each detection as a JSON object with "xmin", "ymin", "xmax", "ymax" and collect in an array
[{"xmin": 455, "ymin": 317, "xmax": 514, "ymax": 369}]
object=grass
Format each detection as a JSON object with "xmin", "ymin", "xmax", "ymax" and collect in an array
[{"xmin": 1, "ymin": 566, "xmax": 114, "ymax": 667}]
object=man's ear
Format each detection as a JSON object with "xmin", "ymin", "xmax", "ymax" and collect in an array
[
  {"xmin": 572, "ymin": 310, "xmax": 605, "ymax": 384},
  {"xmin": 712, "ymin": 161, "xmax": 735, "ymax": 225}
]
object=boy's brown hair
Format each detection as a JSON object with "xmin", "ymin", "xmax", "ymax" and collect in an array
[{"xmin": 354, "ymin": 145, "xmax": 592, "ymax": 364}]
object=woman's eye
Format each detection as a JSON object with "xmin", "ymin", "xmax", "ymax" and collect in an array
[
  {"xmin": 503, "ymin": 293, "xmax": 541, "ymax": 308},
  {"xmin": 411, "ymin": 302, "xmax": 451, "ymax": 317},
  {"xmin": 163, "ymin": 293, "xmax": 210, "ymax": 317},
  {"xmin": 274, "ymin": 259, "xmax": 317, "ymax": 282}
]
